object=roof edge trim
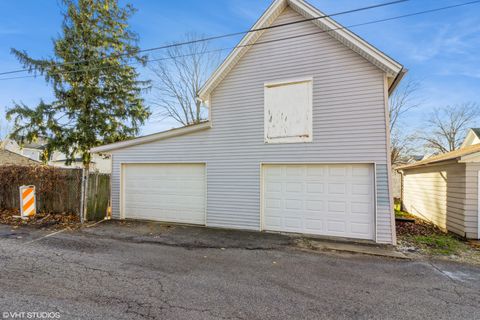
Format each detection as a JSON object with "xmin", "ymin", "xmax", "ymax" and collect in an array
[
  {"xmin": 198, "ymin": 0, "xmax": 404, "ymax": 100},
  {"xmin": 91, "ymin": 121, "xmax": 211, "ymax": 153}
]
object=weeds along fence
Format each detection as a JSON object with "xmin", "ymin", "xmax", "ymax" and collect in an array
[{"xmin": 0, "ymin": 165, "xmax": 110, "ymax": 221}]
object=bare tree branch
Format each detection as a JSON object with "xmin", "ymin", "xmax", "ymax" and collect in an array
[
  {"xmin": 149, "ymin": 33, "xmax": 220, "ymax": 126},
  {"xmin": 418, "ymin": 102, "xmax": 480, "ymax": 153},
  {"xmin": 388, "ymin": 78, "xmax": 421, "ymax": 165}
]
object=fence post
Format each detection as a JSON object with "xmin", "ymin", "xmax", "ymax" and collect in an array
[{"xmin": 80, "ymin": 167, "xmax": 89, "ymax": 223}]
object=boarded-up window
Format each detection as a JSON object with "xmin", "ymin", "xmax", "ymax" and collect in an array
[{"xmin": 264, "ymin": 78, "xmax": 312, "ymax": 144}]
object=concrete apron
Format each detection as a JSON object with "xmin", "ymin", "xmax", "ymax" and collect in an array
[
  {"xmin": 79, "ymin": 220, "xmax": 408, "ymax": 259},
  {"xmin": 295, "ymin": 237, "xmax": 408, "ymax": 259}
]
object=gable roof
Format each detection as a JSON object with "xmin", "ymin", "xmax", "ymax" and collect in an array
[
  {"xmin": 397, "ymin": 144, "xmax": 480, "ymax": 170},
  {"xmin": 198, "ymin": 0, "xmax": 405, "ymax": 102},
  {"xmin": 1, "ymin": 137, "xmax": 48, "ymax": 150},
  {"xmin": 0, "ymin": 149, "xmax": 40, "ymax": 165},
  {"xmin": 460, "ymin": 128, "xmax": 480, "ymax": 148},
  {"xmin": 471, "ymin": 128, "xmax": 480, "ymax": 137}
]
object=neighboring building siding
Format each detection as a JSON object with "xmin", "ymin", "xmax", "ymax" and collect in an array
[
  {"xmin": 110, "ymin": 7, "xmax": 393, "ymax": 242},
  {"xmin": 49, "ymin": 154, "xmax": 111, "ymax": 173},
  {"xmin": 392, "ymin": 169, "xmax": 402, "ymax": 199},
  {"xmin": 402, "ymin": 161, "xmax": 466, "ymax": 236},
  {"xmin": 465, "ymin": 163, "xmax": 480, "ymax": 239}
]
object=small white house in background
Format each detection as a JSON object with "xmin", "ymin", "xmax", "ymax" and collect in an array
[
  {"xmin": 1, "ymin": 138, "xmax": 45, "ymax": 161},
  {"xmin": 0, "ymin": 148, "xmax": 40, "ymax": 166},
  {"xmin": 461, "ymin": 128, "xmax": 480, "ymax": 148},
  {"xmin": 92, "ymin": 0, "xmax": 405, "ymax": 244},
  {"xmin": 1, "ymin": 138, "xmax": 111, "ymax": 173},
  {"xmin": 49, "ymin": 151, "xmax": 112, "ymax": 174},
  {"xmin": 398, "ymin": 133, "xmax": 480, "ymax": 240}
]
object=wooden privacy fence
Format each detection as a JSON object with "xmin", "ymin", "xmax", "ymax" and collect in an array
[
  {"xmin": 86, "ymin": 173, "xmax": 110, "ymax": 221},
  {"xmin": 0, "ymin": 165, "xmax": 110, "ymax": 221}
]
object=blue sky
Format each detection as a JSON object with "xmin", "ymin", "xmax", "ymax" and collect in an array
[{"xmin": 0, "ymin": 0, "xmax": 479, "ymax": 136}]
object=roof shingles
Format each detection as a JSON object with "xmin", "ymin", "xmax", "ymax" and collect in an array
[
  {"xmin": 398, "ymin": 143, "xmax": 480, "ymax": 170},
  {"xmin": 0, "ymin": 149, "xmax": 40, "ymax": 165}
]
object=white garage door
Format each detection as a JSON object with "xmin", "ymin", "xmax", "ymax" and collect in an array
[
  {"xmin": 263, "ymin": 164, "xmax": 375, "ymax": 240},
  {"xmin": 122, "ymin": 164, "xmax": 206, "ymax": 225}
]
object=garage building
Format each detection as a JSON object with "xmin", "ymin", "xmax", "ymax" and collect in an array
[{"xmin": 92, "ymin": 0, "xmax": 405, "ymax": 244}]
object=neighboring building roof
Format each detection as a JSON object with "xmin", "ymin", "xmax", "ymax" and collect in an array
[
  {"xmin": 198, "ymin": 0, "xmax": 405, "ymax": 102},
  {"xmin": 397, "ymin": 144, "xmax": 480, "ymax": 170},
  {"xmin": 461, "ymin": 128, "xmax": 480, "ymax": 148},
  {"xmin": 1, "ymin": 137, "xmax": 47, "ymax": 150},
  {"xmin": 50, "ymin": 158, "xmax": 95, "ymax": 163},
  {"xmin": 17, "ymin": 137, "xmax": 48, "ymax": 149},
  {"xmin": 91, "ymin": 121, "xmax": 211, "ymax": 153},
  {"xmin": 471, "ymin": 128, "xmax": 480, "ymax": 137},
  {"xmin": 0, "ymin": 149, "xmax": 40, "ymax": 165},
  {"xmin": 23, "ymin": 142, "xmax": 46, "ymax": 149}
]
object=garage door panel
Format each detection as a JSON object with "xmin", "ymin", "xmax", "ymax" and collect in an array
[
  {"xmin": 306, "ymin": 183, "xmax": 324, "ymax": 194},
  {"xmin": 285, "ymin": 166, "xmax": 304, "ymax": 176},
  {"xmin": 305, "ymin": 200, "xmax": 324, "ymax": 212},
  {"xmin": 123, "ymin": 164, "xmax": 206, "ymax": 225},
  {"xmin": 286, "ymin": 182, "xmax": 302, "ymax": 192},
  {"xmin": 327, "ymin": 201, "xmax": 347, "ymax": 213},
  {"xmin": 304, "ymin": 219, "xmax": 323, "ymax": 231},
  {"xmin": 352, "ymin": 166, "xmax": 371, "ymax": 176},
  {"xmin": 266, "ymin": 182, "xmax": 282, "ymax": 192},
  {"xmin": 327, "ymin": 220, "xmax": 346, "ymax": 233},
  {"xmin": 328, "ymin": 183, "xmax": 346, "ymax": 195},
  {"xmin": 351, "ymin": 223, "xmax": 371, "ymax": 235},
  {"xmin": 263, "ymin": 164, "xmax": 374, "ymax": 240},
  {"xmin": 306, "ymin": 166, "xmax": 324, "ymax": 176},
  {"xmin": 126, "ymin": 196, "xmax": 205, "ymax": 208},
  {"xmin": 351, "ymin": 202, "xmax": 371, "ymax": 215}
]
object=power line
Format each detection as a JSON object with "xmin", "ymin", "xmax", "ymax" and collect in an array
[
  {"xmin": 0, "ymin": 0, "xmax": 408, "ymax": 76},
  {"xmin": 0, "ymin": 0, "xmax": 479, "ymax": 82}
]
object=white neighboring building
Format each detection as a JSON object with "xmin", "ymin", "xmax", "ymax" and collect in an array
[
  {"xmin": 1, "ymin": 138, "xmax": 44, "ymax": 161},
  {"xmin": 461, "ymin": 128, "xmax": 480, "ymax": 148},
  {"xmin": 49, "ymin": 151, "xmax": 111, "ymax": 173},
  {"xmin": 1, "ymin": 138, "xmax": 111, "ymax": 173}
]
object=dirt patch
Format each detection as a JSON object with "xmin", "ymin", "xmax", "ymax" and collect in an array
[
  {"xmin": 396, "ymin": 215, "xmax": 480, "ymax": 265},
  {"xmin": 396, "ymin": 216, "xmax": 445, "ymax": 237},
  {"xmin": 0, "ymin": 208, "xmax": 80, "ymax": 230}
]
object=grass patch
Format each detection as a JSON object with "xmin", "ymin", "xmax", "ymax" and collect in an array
[
  {"xmin": 394, "ymin": 203, "xmax": 415, "ymax": 219},
  {"xmin": 412, "ymin": 234, "xmax": 468, "ymax": 255},
  {"xmin": 394, "ymin": 201, "xmax": 480, "ymax": 263},
  {"xmin": 395, "ymin": 210, "xmax": 412, "ymax": 218}
]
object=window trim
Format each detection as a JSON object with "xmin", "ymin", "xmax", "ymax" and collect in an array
[{"xmin": 264, "ymin": 76, "xmax": 313, "ymax": 144}]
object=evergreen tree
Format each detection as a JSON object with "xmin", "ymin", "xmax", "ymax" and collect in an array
[{"xmin": 7, "ymin": 0, "xmax": 150, "ymax": 168}]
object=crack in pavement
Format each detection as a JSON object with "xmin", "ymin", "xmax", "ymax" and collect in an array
[{"xmin": 1, "ymin": 225, "xmax": 479, "ymax": 320}]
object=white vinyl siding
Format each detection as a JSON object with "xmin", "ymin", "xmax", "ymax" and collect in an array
[
  {"xmin": 109, "ymin": 7, "xmax": 394, "ymax": 243},
  {"xmin": 402, "ymin": 161, "xmax": 480, "ymax": 239},
  {"xmin": 402, "ymin": 162, "xmax": 467, "ymax": 237},
  {"xmin": 465, "ymin": 163, "xmax": 480, "ymax": 239},
  {"xmin": 263, "ymin": 164, "xmax": 375, "ymax": 240},
  {"xmin": 264, "ymin": 79, "xmax": 312, "ymax": 143},
  {"xmin": 122, "ymin": 164, "xmax": 206, "ymax": 225}
]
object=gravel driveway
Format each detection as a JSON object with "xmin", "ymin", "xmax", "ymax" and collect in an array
[{"xmin": 0, "ymin": 221, "xmax": 479, "ymax": 320}]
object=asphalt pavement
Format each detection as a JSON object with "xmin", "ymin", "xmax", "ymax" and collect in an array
[{"xmin": 0, "ymin": 221, "xmax": 479, "ymax": 320}]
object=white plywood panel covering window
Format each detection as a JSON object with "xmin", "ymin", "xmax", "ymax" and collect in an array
[
  {"xmin": 263, "ymin": 164, "xmax": 375, "ymax": 240},
  {"xmin": 264, "ymin": 78, "xmax": 313, "ymax": 143},
  {"xmin": 122, "ymin": 163, "xmax": 206, "ymax": 225}
]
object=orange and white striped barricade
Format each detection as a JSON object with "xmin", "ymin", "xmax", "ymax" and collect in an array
[{"xmin": 19, "ymin": 185, "xmax": 36, "ymax": 218}]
